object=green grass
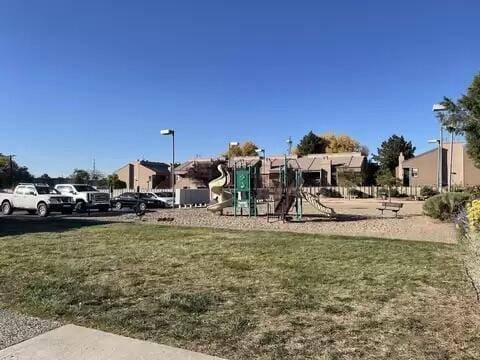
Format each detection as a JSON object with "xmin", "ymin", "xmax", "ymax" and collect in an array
[{"xmin": 0, "ymin": 222, "xmax": 479, "ymax": 359}]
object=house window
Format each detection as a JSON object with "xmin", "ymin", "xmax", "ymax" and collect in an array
[{"xmin": 412, "ymin": 168, "xmax": 419, "ymax": 177}]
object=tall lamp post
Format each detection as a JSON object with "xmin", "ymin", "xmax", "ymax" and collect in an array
[
  {"xmin": 432, "ymin": 104, "xmax": 447, "ymax": 192},
  {"xmin": 161, "ymin": 129, "xmax": 175, "ymax": 207}
]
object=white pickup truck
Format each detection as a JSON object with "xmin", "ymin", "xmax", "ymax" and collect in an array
[
  {"xmin": 1, "ymin": 183, "xmax": 74, "ymax": 217},
  {"xmin": 54, "ymin": 184, "xmax": 110, "ymax": 212}
]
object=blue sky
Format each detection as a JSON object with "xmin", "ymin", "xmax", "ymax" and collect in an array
[{"xmin": 1, "ymin": 0, "xmax": 479, "ymax": 176}]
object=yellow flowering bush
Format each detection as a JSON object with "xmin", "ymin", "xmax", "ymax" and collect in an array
[{"xmin": 467, "ymin": 199, "xmax": 480, "ymax": 230}]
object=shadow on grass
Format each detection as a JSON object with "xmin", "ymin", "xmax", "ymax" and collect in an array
[{"xmin": 0, "ymin": 216, "xmax": 118, "ymax": 237}]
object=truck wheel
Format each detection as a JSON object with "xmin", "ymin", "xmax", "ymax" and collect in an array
[
  {"xmin": 2, "ymin": 201, "xmax": 13, "ymax": 215},
  {"xmin": 114, "ymin": 201, "xmax": 122, "ymax": 210},
  {"xmin": 75, "ymin": 201, "xmax": 87, "ymax": 213},
  {"xmin": 37, "ymin": 203, "xmax": 49, "ymax": 217}
]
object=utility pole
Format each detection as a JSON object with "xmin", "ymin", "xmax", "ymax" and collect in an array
[{"xmin": 92, "ymin": 157, "xmax": 97, "ymax": 187}]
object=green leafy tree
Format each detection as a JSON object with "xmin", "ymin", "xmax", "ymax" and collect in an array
[
  {"xmin": 376, "ymin": 168, "xmax": 402, "ymax": 200},
  {"xmin": 71, "ymin": 169, "xmax": 90, "ymax": 184},
  {"xmin": 296, "ymin": 131, "xmax": 327, "ymax": 155},
  {"xmin": 0, "ymin": 154, "xmax": 34, "ymax": 188},
  {"xmin": 106, "ymin": 174, "xmax": 127, "ymax": 189},
  {"xmin": 441, "ymin": 73, "xmax": 480, "ymax": 167},
  {"xmin": 373, "ymin": 135, "xmax": 416, "ymax": 173}
]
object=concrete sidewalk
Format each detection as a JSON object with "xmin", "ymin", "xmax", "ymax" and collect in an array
[{"xmin": 0, "ymin": 324, "xmax": 225, "ymax": 360}]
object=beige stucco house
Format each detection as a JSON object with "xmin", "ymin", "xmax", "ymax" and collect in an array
[
  {"xmin": 396, "ymin": 143, "xmax": 480, "ymax": 187},
  {"xmin": 114, "ymin": 160, "xmax": 171, "ymax": 189}
]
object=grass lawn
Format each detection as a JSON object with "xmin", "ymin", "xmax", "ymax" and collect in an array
[{"xmin": 0, "ymin": 221, "xmax": 479, "ymax": 359}]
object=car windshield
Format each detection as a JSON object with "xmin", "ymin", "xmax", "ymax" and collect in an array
[
  {"xmin": 35, "ymin": 186, "xmax": 51, "ymax": 194},
  {"xmin": 74, "ymin": 185, "xmax": 98, "ymax": 192},
  {"xmin": 155, "ymin": 192, "xmax": 173, "ymax": 197},
  {"xmin": 142, "ymin": 193, "xmax": 155, "ymax": 198}
]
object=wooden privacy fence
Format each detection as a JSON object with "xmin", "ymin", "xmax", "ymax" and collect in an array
[{"xmin": 302, "ymin": 186, "xmax": 424, "ymax": 198}]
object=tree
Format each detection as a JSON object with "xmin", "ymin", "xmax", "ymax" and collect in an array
[
  {"xmin": 71, "ymin": 169, "xmax": 90, "ymax": 184},
  {"xmin": 296, "ymin": 131, "xmax": 367, "ymax": 156},
  {"xmin": 241, "ymin": 141, "xmax": 258, "ymax": 156},
  {"xmin": 0, "ymin": 154, "xmax": 34, "ymax": 188},
  {"xmin": 441, "ymin": 73, "xmax": 480, "ymax": 167},
  {"xmin": 376, "ymin": 168, "xmax": 402, "ymax": 200},
  {"xmin": 36, "ymin": 173, "xmax": 52, "ymax": 186},
  {"xmin": 322, "ymin": 133, "xmax": 363, "ymax": 153},
  {"xmin": 296, "ymin": 131, "xmax": 327, "ymax": 155},
  {"xmin": 106, "ymin": 174, "xmax": 126, "ymax": 189},
  {"xmin": 373, "ymin": 135, "xmax": 416, "ymax": 174},
  {"xmin": 223, "ymin": 141, "xmax": 260, "ymax": 158}
]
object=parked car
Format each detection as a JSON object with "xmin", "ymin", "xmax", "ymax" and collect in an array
[
  {"xmin": 147, "ymin": 191, "xmax": 174, "ymax": 208},
  {"xmin": 111, "ymin": 192, "xmax": 165, "ymax": 212},
  {"xmin": 55, "ymin": 184, "xmax": 110, "ymax": 212},
  {"xmin": 1, "ymin": 183, "xmax": 74, "ymax": 217}
]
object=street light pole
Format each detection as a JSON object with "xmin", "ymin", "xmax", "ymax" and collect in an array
[
  {"xmin": 428, "ymin": 139, "xmax": 441, "ymax": 190},
  {"xmin": 433, "ymin": 104, "xmax": 447, "ymax": 193},
  {"xmin": 161, "ymin": 129, "xmax": 176, "ymax": 207}
]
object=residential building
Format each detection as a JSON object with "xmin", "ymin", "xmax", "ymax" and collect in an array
[
  {"xmin": 174, "ymin": 152, "xmax": 368, "ymax": 189},
  {"xmin": 264, "ymin": 152, "xmax": 367, "ymax": 186},
  {"xmin": 396, "ymin": 143, "xmax": 480, "ymax": 187},
  {"xmin": 114, "ymin": 160, "xmax": 170, "ymax": 189}
]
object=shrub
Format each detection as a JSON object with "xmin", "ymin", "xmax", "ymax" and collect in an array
[
  {"xmin": 420, "ymin": 186, "xmax": 439, "ymax": 198},
  {"xmin": 423, "ymin": 192, "xmax": 470, "ymax": 221},
  {"xmin": 467, "ymin": 199, "xmax": 480, "ymax": 230}
]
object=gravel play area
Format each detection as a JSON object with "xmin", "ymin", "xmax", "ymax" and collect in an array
[
  {"xmin": 0, "ymin": 309, "xmax": 60, "ymax": 350},
  {"xmin": 99, "ymin": 199, "xmax": 457, "ymax": 243}
]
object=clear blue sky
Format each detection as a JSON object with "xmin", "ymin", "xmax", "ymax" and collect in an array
[{"xmin": 1, "ymin": 0, "xmax": 479, "ymax": 176}]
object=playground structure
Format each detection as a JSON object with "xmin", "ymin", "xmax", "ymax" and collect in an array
[{"xmin": 207, "ymin": 158, "xmax": 336, "ymax": 220}]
